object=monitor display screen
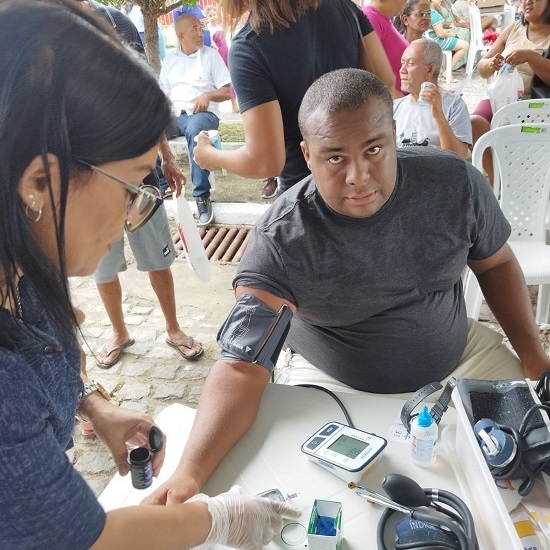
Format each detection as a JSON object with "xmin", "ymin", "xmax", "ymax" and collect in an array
[{"xmin": 327, "ymin": 434, "xmax": 369, "ymax": 459}]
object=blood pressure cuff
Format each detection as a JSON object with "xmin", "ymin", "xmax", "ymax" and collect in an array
[
  {"xmin": 457, "ymin": 378, "xmax": 550, "ymax": 472},
  {"xmin": 217, "ymin": 293, "xmax": 293, "ymax": 372}
]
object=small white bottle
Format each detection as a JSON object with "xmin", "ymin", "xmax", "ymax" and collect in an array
[
  {"xmin": 411, "ymin": 405, "xmax": 438, "ymax": 467},
  {"xmin": 417, "ymin": 82, "xmax": 431, "ymax": 107}
]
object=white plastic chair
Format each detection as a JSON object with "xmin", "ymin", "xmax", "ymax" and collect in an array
[
  {"xmin": 491, "ymin": 98, "xmax": 550, "ymax": 128},
  {"xmin": 466, "ymin": 5, "xmax": 491, "ymax": 77},
  {"xmin": 442, "ymin": 50, "xmax": 453, "ymax": 85},
  {"xmin": 462, "ymin": 266, "xmax": 483, "ymax": 320},
  {"xmin": 490, "ymin": 99, "xmax": 550, "ymax": 191},
  {"xmin": 471, "ymin": 123, "xmax": 550, "ymax": 324}
]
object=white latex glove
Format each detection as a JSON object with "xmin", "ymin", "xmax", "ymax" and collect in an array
[{"xmin": 189, "ymin": 485, "xmax": 302, "ymax": 550}]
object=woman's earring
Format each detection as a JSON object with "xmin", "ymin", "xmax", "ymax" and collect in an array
[{"xmin": 25, "ymin": 194, "xmax": 42, "ymax": 223}]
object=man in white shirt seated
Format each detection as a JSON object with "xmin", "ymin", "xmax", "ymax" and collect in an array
[
  {"xmin": 159, "ymin": 14, "xmax": 231, "ymax": 225},
  {"xmin": 393, "ymin": 39, "xmax": 472, "ymax": 159}
]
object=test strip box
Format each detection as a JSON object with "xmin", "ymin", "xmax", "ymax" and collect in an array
[{"xmin": 307, "ymin": 499, "xmax": 342, "ymax": 550}]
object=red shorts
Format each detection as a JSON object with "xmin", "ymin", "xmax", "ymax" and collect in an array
[{"xmin": 472, "ymin": 98, "xmax": 493, "ymax": 123}]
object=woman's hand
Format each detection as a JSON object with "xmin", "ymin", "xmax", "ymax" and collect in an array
[
  {"xmin": 89, "ymin": 401, "xmax": 166, "ymax": 477},
  {"xmin": 188, "ymin": 486, "xmax": 302, "ymax": 550},
  {"xmin": 488, "ymin": 53, "xmax": 504, "ymax": 73},
  {"xmin": 193, "ymin": 130, "xmax": 220, "ymax": 171},
  {"xmin": 505, "ymin": 49, "xmax": 537, "ymax": 66}
]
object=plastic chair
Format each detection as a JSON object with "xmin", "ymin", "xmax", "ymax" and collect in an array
[
  {"xmin": 491, "ymin": 98, "xmax": 550, "ymax": 128},
  {"xmin": 490, "ymin": 99, "xmax": 550, "ymax": 191},
  {"xmin": 462, "ymin": 265, "xmax": 483, "ymax": 320},
  {"xmin": 466, "ymin": 5, "xmax": 491, "ymax": 77},
  {"xmin": 442, "ymin": 50, "xmax": 453, "ymax": 85},
  {"xmin": 471, "ymin": 123, "xmax": 550, "ymax": 325}
]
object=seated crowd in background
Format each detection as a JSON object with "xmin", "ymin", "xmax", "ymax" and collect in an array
[
  {"xmin": 471, "ymin": 0, "xmax": 550, "ymax": 180},
  {"xmin": 425, "ymin": 0, "xmax": 470, "ymax": 77}
]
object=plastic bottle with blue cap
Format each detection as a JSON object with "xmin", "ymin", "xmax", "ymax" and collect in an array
[
  {"xmin": 410, "ymin": 406, "xmax": 438, "ymax": 467},
  {"xmin": 417, "ymin": 82, "xmax": 431, "ymax": 107}
]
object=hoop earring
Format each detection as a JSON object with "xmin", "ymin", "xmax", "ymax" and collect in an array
[{"xmin": 25, "ymin": 194, "xmax": 43, "ymax": 223}]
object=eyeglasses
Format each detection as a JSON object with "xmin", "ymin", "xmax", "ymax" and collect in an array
[
  {"xmin": 77, "ymin": 161, "xmax": 163, "ymax": 233},
  {"xmin": 411, "ymin": 10, "xmax": 432, "ymax": 17}
]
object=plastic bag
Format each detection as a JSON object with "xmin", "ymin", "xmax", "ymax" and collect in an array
[{"xmin": 487, "ymin": 63, "xmax": 525, "ymax": 114}]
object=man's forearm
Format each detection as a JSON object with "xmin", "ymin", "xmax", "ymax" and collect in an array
[
  {"xmin": 207, "ymin": 86, "xmax": 231, "ymax": 103},
  {"xmin": 434, "ymin": 113, "xmax": 469, "ymax": 158},
  {"xmin": 477, "ymin": 257, "xmax": 550, "ymax": 378},
  {"xmin": 174, "ymin": 360, "xmax": 271, "ymax": 491},
  {"xmin": 158, "ymin": 135, "xmax": 175, "ymax": 162}
]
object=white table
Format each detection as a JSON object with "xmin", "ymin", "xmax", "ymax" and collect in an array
[{"xmin": 99, "ymin": 384, "xmax": 498, "ymax": 548}]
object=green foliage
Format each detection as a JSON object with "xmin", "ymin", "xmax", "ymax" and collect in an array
[
  {"xmin": 95, "ymin": 0, "xmax": 124, "ymax": 6},
  {"xmin": 94, "ymin": 1, "xmax": 199, "ymax": 13}
]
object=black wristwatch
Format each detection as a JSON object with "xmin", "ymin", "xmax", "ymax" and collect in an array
[{"xmin": 400, "ymin": 377, "xmax": 457, "ymax": 433}]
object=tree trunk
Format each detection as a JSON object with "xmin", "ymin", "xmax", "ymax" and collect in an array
[
  {"xmin": 144, "ymin": 12, "xmax": 161, "ymax": 75},
  {"xmin": 137, "ymin": 0, "xmax": 188, "ymax": 75}
]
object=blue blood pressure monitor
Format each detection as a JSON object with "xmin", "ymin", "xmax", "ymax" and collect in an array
[{"xmin": 301, "ymin": 422, "xmax": 387, "ymax": 483}]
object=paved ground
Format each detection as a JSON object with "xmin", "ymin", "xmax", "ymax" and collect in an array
[{"xmin": 71, "ymin": 71, "xmax": 544, "ymax": 497}]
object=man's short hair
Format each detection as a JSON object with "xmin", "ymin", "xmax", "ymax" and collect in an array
[
  {"xmin": 410, "ymin": 38, "xmax": 443, "ymax": 80},
  {"xmin": 298, "ymin": 69, "xmax": 393, "ymax": 139},
  {"xmin": 175, "ymin": 13, "xmax": 198, "ymax": 30}
]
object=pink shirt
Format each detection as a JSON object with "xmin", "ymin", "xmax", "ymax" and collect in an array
[{"xmin": 362, "ymin": 5, "xmax": 409, "ymax": 93}]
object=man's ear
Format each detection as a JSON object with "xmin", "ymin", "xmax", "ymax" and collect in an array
[
  {"xmin": 393, "ymin": 121, "xmax": 397, "ymax": 143},
  {"xmin": 17, "ymin": 154, "xmax": 59, "ymax": 211},
  {"xmin": 427, "ymin": 62, "xmax": 436, "ymax": 80},
  {"xmin": 300, "ymin": 140, "xmax": 311, "ymax": 169}
]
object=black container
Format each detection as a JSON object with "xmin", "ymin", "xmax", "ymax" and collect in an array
[{"xmin": 128, "ymin": 426, "xmax": 164, "ymax": 489}]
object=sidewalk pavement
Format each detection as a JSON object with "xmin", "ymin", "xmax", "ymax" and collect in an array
[
  {"xmin": 71, "ymin": 71, "xmax": 537, "ymax": 497},
  {"xmin": 71, "ymin": 260, "xmax": 237, "ymax": 496}
]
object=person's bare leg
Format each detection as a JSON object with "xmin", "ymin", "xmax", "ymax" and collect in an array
[
  {"xmin": 471, "ymin": 114, "xmax": 493, "ymax": 186},
  {"xmin": 95, "ymin": 276, "xmax": 133, "ymax": 364},
  {"xmin": 452, "ymin": 40, "xmax": 469, "ymax": 69},
  {"xmin": 148, "ymin": 268, "xmax": 203, "ymax": 358},
  {"xmin": 482, "ymin": 16, "xmax": 496, "ymax": 31}
]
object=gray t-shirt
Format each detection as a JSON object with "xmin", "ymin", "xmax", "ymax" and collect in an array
[
  {"xmin": 234, "ymin": 148, "xmax": 510, "ymax": 393},
  {"xmin": 394, "ymin": 92, "xmax": 473, "ymax": 148}
]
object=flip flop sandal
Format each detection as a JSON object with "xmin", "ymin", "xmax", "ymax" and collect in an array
[
  {"xmin": 166, "ymin": 336, "xmax": 204, "ymax": 361},
  {"xmin": 95, "ymin": 338, "xmax": 135, "ymax": 369},
  {"xmin": 81, "ymin": 427, "xmax": 96, "ymax": 438},
  {"xmin": 76, "ymin": 418, "xmax": 96, "ymax": 438}
]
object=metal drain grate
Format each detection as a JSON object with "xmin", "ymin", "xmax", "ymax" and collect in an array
[{"xmin": 173, "ymin": 224, "xmax": 253, "ymax": 263}]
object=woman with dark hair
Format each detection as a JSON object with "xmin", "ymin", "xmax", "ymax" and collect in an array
[
  {"xmin": 193, "ymin": 0, "xmax": 397, "ymax": 196},
  {"xmin": 0, "ymin": 1, "xmax": 298, "ymax": 549},
  {"xmin": 394, "ymin": 0, "xmax": 432, "ymax": 43},
  {"xmin": 470, "ymin": 0, "xmax": 550, "ymax": 179}
]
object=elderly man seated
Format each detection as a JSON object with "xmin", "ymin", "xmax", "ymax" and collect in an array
[
  {"xmin": 393, "ymin": 38, "xmax": 471, "ymax": 158},
  {"xmin": 159, "ymin": 14, "xmax": 231, "ymax": 225}
]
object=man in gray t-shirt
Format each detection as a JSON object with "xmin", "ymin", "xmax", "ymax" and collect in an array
[
  {"xmin": 394, "ymin": 39, "xmax": 472, "ymax": 159},
  {"xmin": 145, "ymin": 68, "xmax": 550, "ymax": 506}
]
